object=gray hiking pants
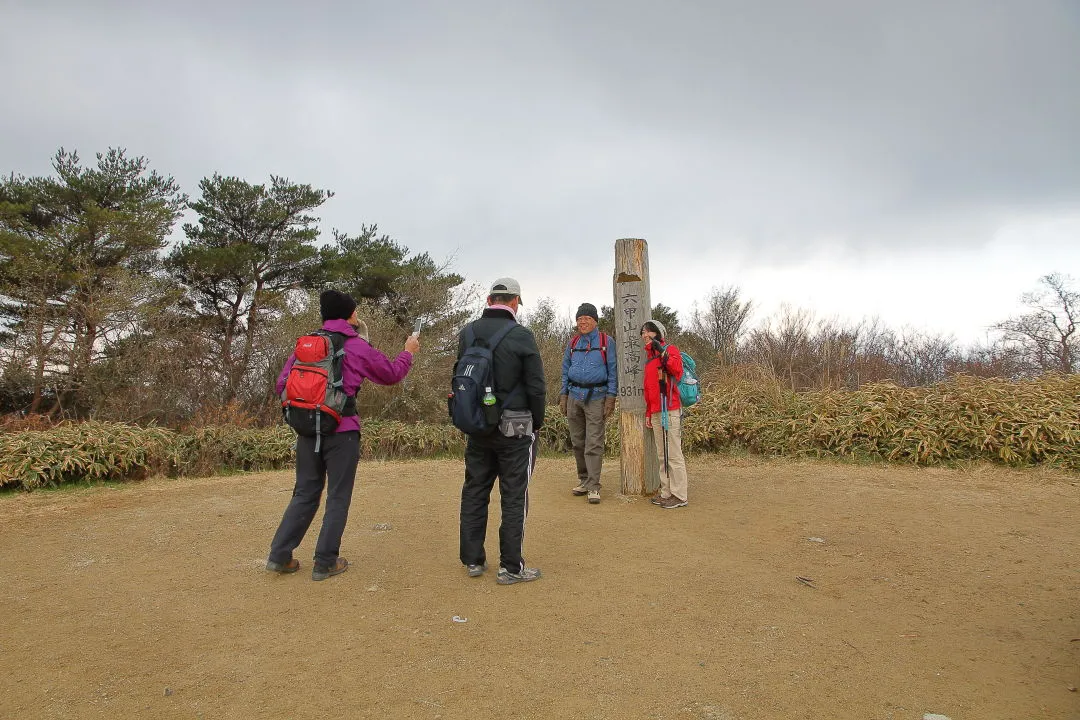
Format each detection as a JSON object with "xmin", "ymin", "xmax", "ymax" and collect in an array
[{"xmin": 567, "ymin": 395, "xmax": 606, "ymax": 492}]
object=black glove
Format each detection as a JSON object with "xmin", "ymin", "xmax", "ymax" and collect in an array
[{"xmin": 650, "ymin": 338, "xmax": 664, "ymax": 354}]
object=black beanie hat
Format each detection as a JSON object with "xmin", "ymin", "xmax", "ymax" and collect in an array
[
  {"xmin": 320, "ymin": 289, "xmax": 357, "ymax": 321},
  {"xmin": 575, "ymin": 303, "xmax": 599, "ymax": 322}
]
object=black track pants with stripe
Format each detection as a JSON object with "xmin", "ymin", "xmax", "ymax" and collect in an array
[{"xmin": 459, "ymin": 431, "xmax": 538, "ymax": 573}]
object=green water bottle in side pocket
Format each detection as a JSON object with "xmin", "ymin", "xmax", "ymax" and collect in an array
[{"xmin": 482, "ymin": 386, "xmax": 499, "ymax": 426}]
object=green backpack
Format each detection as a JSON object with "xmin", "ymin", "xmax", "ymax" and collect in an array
[{"xmin": 677, "ymin": 352, "xmax": 700, "ymax": 407}]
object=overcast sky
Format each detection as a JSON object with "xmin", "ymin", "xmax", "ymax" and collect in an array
[{"xmin": 3, "ymin": 0, "xmax": 1079, "ymax": 343}]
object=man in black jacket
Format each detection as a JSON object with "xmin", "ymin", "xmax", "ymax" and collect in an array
[{"xmin": 457, "ymin": 277, "xmax": 547, "ymax": 585}]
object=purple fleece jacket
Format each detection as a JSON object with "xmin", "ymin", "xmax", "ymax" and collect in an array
[{"xmin": 276, "ymin": 319, "xmax": 413, "ymax": 433}]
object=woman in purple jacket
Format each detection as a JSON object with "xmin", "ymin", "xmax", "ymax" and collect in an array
[{"xmin": 266, "ymin": 290, "xmax": 419, "ymax": 581}]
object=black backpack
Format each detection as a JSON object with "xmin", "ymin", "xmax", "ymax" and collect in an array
[{"xmin": 449, "ymin": 321, "xmax": 518, "ymax": 435}]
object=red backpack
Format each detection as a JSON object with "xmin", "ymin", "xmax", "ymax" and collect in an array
[{"xmin": 280, "ymin": 331, "xmax": 356, "ymax": 448}]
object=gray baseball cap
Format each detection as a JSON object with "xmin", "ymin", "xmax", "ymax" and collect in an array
[{"xmin": 488, "ymin": 277, "xmax": 523, "ymax": 303}]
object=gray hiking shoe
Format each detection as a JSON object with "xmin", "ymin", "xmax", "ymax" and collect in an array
[
  {"xmin": 571, "ymin": 485, "xmax": 587, "ymax": 496},
  {"xmin": 587, "ymin": 490, "xmax": 601, "ymax": 504},
  {"xmin": 466, "ymin": 563, "xmax": 488, "ymax": 577},
  {"xmin": 660, "ymin": 495, "xmax": 687, "ymax": 509},
  {"xmin": 496, "ymin": 567, "xmax": 542, "ymax": 585}
]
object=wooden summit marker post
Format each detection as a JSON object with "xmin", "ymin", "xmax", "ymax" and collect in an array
[{"xmin": 614, "ymin": 238, "xmax": 661, "ymax": 496}]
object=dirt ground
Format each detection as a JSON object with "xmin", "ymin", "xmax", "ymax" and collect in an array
[{"xmin": 1, "ymin": 455, "xmax": 1078, "ymax": 720}]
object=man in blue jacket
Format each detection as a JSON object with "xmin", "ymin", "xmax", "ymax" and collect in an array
[{"xmin": 559, "ymin": 303, "xmax": 617, "ymax": 504}]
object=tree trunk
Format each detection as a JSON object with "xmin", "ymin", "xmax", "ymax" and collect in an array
[
  {"xmin": 29, "ymin": 317, "xmax": 48, "ymax": 414},
  {"xmin": 238, "ymin": 280, "xmax": 264, "ymax": 401},
  {"xmin": 220, "ymin": 293, "xmax": 245, "ymax": 401}
]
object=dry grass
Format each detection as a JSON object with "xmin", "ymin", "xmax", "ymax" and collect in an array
[
  {"xmin": 683, "ymin": 372, "xmax": 1080, "ymax": 467},
  {"xmin": 3, "ymin": 373, "xmax": 1077, "ymax": 489}
]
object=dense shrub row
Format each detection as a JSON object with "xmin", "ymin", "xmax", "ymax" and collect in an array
[
  {"xmin": 0, "ymin": 421, "xmax": 467, "ymax": 490},
  {"xmin": 2, "ymin": 374, "xmax": 1077, "ymax": 489},
  {"xmin": 681, "ymin": 372, "xmax": 1080, "ymax": 467}
]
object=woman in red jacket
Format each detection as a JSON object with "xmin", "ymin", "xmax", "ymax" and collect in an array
[{"xmin": 641, "ymin": 320, "xmax": 689, "ymax": 508}]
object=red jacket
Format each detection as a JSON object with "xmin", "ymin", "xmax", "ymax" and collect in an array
[{"xmin": 642, "ymin": 341, "xmax": 683, "ymax": 416}]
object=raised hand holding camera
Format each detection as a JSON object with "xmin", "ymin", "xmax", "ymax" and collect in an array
[{"xmin": 404, "ymin": 317, "xmax": 422, "ymax": 354}]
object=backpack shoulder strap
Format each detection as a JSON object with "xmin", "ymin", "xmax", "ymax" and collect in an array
[
  {"xmin": 567, "ymin": 331, "xmax": 611, "ymax": 377},
  {"xmin": 318, "ymin": 331, "xmax": 348, "ymax": 390},
  {"xmin": 486, "ymin": 320, "xmax": 518, "ymax": 350},
  {"xmin": 488, "ymin": 321, "xmax": 525, "ymax": 405},
  {"xmin": 323, "ymin": 330, "xmax": 348, "ymax": 352},
  {"xmin": 461, "ymin": 320, "xmax": 521, "ymax": 402},
  {"xmin": 462, "ymin": 320, "xmax": 516, "ymax": 352},
  {"xmin": 600, "ymin": 332, "xmax": 610, "ymax": 379},
  {"xmin": 307, "ymin": 330, "xmax": 345, "ymax": 356},
  {"xmin": 569, "ymin": 332, "xmax": 606, "ymax": 354}
]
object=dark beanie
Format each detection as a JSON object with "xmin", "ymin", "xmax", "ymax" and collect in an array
[
  {"xmin": 575, "ymin": 303, "xmax": 599, "ymax": 322},
  {"xmin": 320, "ymin": 289, "xmax": 357, "ymax": 321}
]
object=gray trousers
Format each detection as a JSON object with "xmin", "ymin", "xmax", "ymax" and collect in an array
[
  {"xmin": 268, "ymin": 431, "xmax": 360, "ymax": 568},
  {"xmin": 567, "ymin": 395, "xmax": 606, "ymax": 491}
]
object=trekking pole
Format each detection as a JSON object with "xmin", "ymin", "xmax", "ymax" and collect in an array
[{"xmin": 660, "ymin": 385, "xmax": 670, "ymax": 477}]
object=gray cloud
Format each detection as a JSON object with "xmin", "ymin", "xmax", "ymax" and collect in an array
[{"xmin": 2, "ymin": 0, "xmax": 1078, "ymax": 302}]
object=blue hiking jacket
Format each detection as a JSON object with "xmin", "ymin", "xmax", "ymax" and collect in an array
[{"xmin": 560, "ymin": 328, "xmax": 617, "ymax": 401}]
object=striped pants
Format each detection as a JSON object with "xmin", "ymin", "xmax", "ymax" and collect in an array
[{"xmin": 460, "ymin": 432, "xmax": 538, "ymax": 573}]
